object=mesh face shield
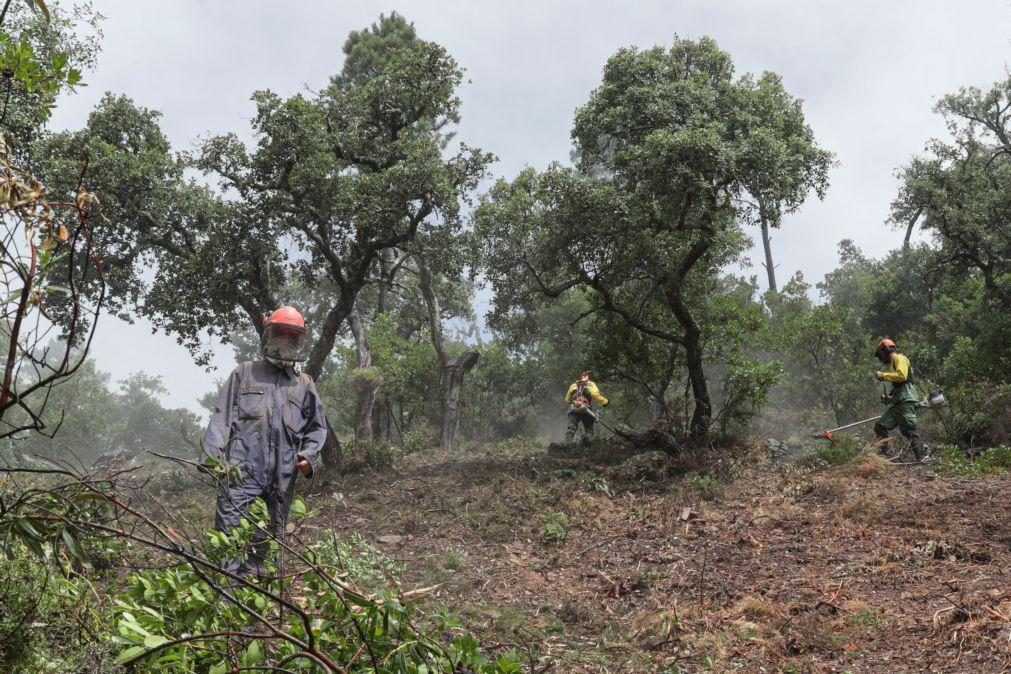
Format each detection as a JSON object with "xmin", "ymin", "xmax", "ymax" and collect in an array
[{"xmin": 261, "ymin": 323, "xmax": 308, "ymax": 365}]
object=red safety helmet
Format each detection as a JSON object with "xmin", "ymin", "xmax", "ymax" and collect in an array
[
  {"xmin": 262, "ymin": 306, "xmax": 307, "ymax": 363},
  {"xmin": 875, "ymin": 338, "xmax": 897, "ymax": 362},
  {"xmin": 263, "ymin": 306, "xmax": 306, "ymax": 332}
]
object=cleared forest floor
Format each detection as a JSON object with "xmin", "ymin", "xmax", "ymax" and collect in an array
[{"xmin": 297, "ymin": 439, "xmax": 1011, "ymax": 673}]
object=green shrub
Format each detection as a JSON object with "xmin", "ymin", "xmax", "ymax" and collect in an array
[
  {"xmin": 113, "ymin": 524, "xmax": 521, "ymax": 673},
  {"xmin": 849, "ymin": 608, "xmax": 886, "ymax": 628},
  {"xmin": 401, "ymin": 426, "xmax": 435, "ymax": 454},
  {"xmin": 680, "ymin": 472, "xmax": 721, "ymax": 500},
  {"xmin": 0, "ymin": 547, "xmax": 113, "ymax": 672},
  {"xmin": 539, "ymin": 512, "xmax": 569, "ymax": 545},
  {"xmin": 934, "ymin": 445, "xmax": 1011, "ymax": 477},
  {"xmin": 493, "ymin": 436, "xmax": 546, "ymax": 457},
  {"xmin": 309, "ymin": 533, "xmax": 404, "ymax": 595},
  {"xmin": 793, "ymin": 435, "xmax": 862, "ymax": 469},
  {"xmin": 946, "ymin": 381, "xmax": 1011, "ymax": 447}
]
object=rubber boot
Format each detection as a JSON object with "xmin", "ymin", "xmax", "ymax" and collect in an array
[
  {"xmin": 906, "ymin": 431, "xmax": 927, "ymax": 462},
  {"xmin": 873, "ymin": 425, "xmax": 892, "ymax": 457}
]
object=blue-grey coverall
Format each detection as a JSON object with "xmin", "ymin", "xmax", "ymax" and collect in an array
[{"xmin": 202, "ymin": 359, "xmax": 327, "ymax": 576}]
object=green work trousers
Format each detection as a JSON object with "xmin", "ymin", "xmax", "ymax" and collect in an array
[
  {"xmin": 565, "ymin": 410, "xmax": 595, "ymax": 444},
  {"xmin": 874, "ymin": 400, "xmax": 924, "ymax": 459}
]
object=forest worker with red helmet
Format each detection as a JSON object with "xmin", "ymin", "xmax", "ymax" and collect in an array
[
  {"xmin": 873, "ymin": 338, "xmax": 927, "ymax": 461},
  {"xmin": 202, "ymin": 306, "xmax": 328, "ymax": 577},
  {"xmin": 564, "ymin": 369, "xmax": 609, "ymax": 445}
]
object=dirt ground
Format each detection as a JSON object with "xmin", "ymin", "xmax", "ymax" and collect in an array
[{"xmin": 296, "ymin": 440, "xmax": 1011, "ymax": 673}]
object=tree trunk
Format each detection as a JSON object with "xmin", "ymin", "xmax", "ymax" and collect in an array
[
  {"xmin": 760, "ymin": 209, "xmax": 778, "ymax": 293},
  {"xmin": 902, "ymin": 206, "xmax": 922, "ymax": 251},
  {"xmin": 441, "ymin": 352, "xmax": 480, "ymax": 452},
  {"xmin": 666, "ymin": 235, "xmax": 714, "ymax": 442},
  {"xmin": 348, "ymin": 309, "xmax": 378, "ymax": 443},
  {"xmin": 683, "ymin": 325, "xmax": 711, "ymax": 439},
  {"xmin": 304, "ymin": 299, "xmax": 353, "ymax": 381},
  {"xmin": 416, "ymin": 255, "xmax": 480, "ymax": 451},
  {"xmin": 650, "ymin": 379, "xmax": 670, "ymax": 422}
]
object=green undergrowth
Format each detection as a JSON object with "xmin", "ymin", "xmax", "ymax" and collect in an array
[
  {"xmin": 792, "ymin": 435, "xmax": 863, "ymax": 470},
  {"xmin": 0, "ymin": 547, "xmax": 115, "ymax": 672},
  {"xmin": 111, "ymin": 503, "xmax": 522, "ymax": 673},
  {"xmin": 933, "ymin": 445, "xmax": 1011, "ymax": 477}
]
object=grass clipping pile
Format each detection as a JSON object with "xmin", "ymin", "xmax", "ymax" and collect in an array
[{"xmin": 307, "ymin": 436, "xmax": 1011, "ymax": 672}]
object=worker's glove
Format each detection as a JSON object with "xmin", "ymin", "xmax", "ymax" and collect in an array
[
  {"xmin": 875, "ymin": 372, "xmax": 885, "ymax": 381},
  {"xmin": 879, "ymin": 394, "xmax": 891, "ymax": 405}
]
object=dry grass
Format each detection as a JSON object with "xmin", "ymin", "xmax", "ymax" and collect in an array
[
  {"xmin": 751, "ymin": 499, "xmax": 805, "ymax": 530},
  {"xmin": 841, "ymin": 450, "xmax": 893, "ymax": 478},
  {"xmin": 840, "ymin": 493, "xmax": 885, "ymax": 524},
  {"xmin": 733, "ymin": 595, "xmax": 780, "ymax": 620}
]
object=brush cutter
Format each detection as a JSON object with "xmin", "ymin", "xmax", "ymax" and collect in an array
[
  {"xmin": 812, "ymin": 391, "xmax": 945, "ymax": 442},
  {"xmin": 582, "ymin": 405, "xmax": 620, "ymax": 436}
]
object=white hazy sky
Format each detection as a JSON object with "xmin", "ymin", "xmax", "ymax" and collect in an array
[{"xmin": 46, "ymin": 0, "xmax": 1011, "ymax": 413}]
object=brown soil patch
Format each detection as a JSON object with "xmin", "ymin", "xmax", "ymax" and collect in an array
[{"xmin": 305, "ymin": 442, "xmax": 1011, "ymax": 672}]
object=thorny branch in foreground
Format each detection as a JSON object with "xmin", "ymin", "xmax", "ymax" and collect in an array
[
  {"xmin": 0, "ymin": 461, "xmax": 520, "ymax": 672},
  {"xmin": 0, "ymin": 135, "xmax": 105, "ymax": 440}
]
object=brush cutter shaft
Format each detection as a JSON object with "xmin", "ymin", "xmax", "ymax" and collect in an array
[
  {"xmin": 824, "ymin": 415, "xmax": 882, "ymax": 434},
  {"xmin": 583, "ymin": 407, "xmax": 618, "ymax": 434}
]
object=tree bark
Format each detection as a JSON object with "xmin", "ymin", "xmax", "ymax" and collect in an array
[
  {"xmin": 665, "ymin": 234, "xmax": 714, "ymax": 441},
  {"xmin": 416, "ymin": 255, "xmax": 480, "ymax": 451},
  {"xmin": 441, "ymin": 351, "xmax": 480, "ymax": 452},
  {"xmin": 348, "ymin": 309, "xmax": 378, "ymax": 443},
  {"xmin": 304, "ymin": 300, "xmax": 352, "ymax": 381},
  {"xmin": 759, "ymin": 206, "xmax": 778, "ymax": 293},
  {"xmin": 682, "ymin": 324, "xmax": 711, "ymax": 439},
  {"xmin": 902, "ymin": 206, "xmax": 922, "ymax": 251}
]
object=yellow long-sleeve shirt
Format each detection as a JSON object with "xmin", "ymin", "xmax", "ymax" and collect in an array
[
  {"xmin": 565, "ymin": 380, "xmax": 609, "ymax": 406},
  {"xmin": 876, "ymin": 353, "xmax": 910, "ymax": 384},
  {"xmin": 876, "ymin": 353, "xmax": 918, "ymax": 404}
]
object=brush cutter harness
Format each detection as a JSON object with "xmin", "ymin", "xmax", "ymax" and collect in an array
[{"xmin": 564, "ymin": 376, "xmax": 609, "ymax": 444}]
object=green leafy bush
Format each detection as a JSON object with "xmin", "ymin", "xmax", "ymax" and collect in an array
[
  {"xmin": 0, "ymin": 547, "xmax": 113, "ymax": 672},
  {"xmin": 113, "ymin": 527, "xmax": 520, "ymax": 672},
  {"xmin": 539, "ymin": 512, "xmax": 569, "ymax": 545},
  {"xmin": 945, "ymin": 381, "xmax": 1011, "ymax": 447},
  {"xmin": 934, "ymin": 445, "xmax": 1011, "ymax": 477},
  {"xmin": 681, "ymin": 472, "xmax": 721, "ymax": 500},
  {"xmin": 401, "ymin": 426, "xmax": 436, "ymax": 454},
  {"xmin": 309, "ymin": 533, "xmax": 404, "ymax": 595}
]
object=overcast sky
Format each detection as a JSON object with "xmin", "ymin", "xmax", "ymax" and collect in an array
[{"xmin": 46, "ymin": 0, "xmax": 1011, "ymax": 413}]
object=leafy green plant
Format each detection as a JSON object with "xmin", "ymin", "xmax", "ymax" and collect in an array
[
  {"xmin": 934, "ymin": 445, "xmax": 1011, "ymax": 477},
  {"xmin": 309, "ymin": 533, "xmax": 404, "ymax": 595},
  {"xmin": 0, "ymin": 546, "xmax": 113, "ymax": 672},
  {"xmin": 578, "ymin": 471, "xmax": 614, "ymax": 497},
  {"xmin": 111, "ymin": 520, "xmax": 521, "ymax": 673},
  {"xmin": 681, "ymin": 472, "xmax": 721, "ymax": 500},
  {"xmin": 401, "ymin": 427, "xmax": 435, "ymax": 455},
  {"xmin": 849, "ymin": 608, "xmax": 886, "ymax": 628},
  {"xmin": 793, "ymin": 435, "xmax": 862, "ymax": 469},
  {"xmin": 361, "ymin": 440, "xmax": 403, "ymax": 469},
  {"xmin": 539, "ymin": 512, "xmax": 569, "ymax": 545}
]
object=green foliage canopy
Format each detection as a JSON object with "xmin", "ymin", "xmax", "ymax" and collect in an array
[
  {"xmin": 477, "ymin": 36, "xmax": 826, "ymax": 439},
  {"xmin": 43, "ymin": 22, "xmax": 492, "ymax": 380}
]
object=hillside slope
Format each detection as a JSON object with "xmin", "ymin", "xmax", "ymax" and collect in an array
[{"xmin": 307, "ymin": 442, "xmax": 1011, "ymax": 673}]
